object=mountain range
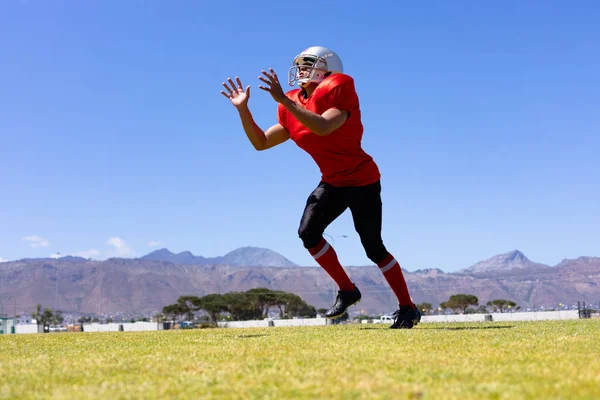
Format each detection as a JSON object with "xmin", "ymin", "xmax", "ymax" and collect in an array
[
  {"xmin": 140, "ymin": 247, "xmax": 298, "ymax": 267},
  {"xmin": 0, "ymin": 248, "xmax": 598, "ymax": 316}
]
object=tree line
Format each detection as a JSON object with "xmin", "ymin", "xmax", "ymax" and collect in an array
[
  {"xmin": 416, "ymin": 294, "xmax": 520, "ymax": 315},
  {"xmin": 31, "ymin": 303, "xmax": 64, "ymax": 326},
  {"xmin": 162, "ymin": 288, "xmax": 317, "ymax": 323}
]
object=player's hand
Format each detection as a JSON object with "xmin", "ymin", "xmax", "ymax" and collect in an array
[
  {"xmin": 220, "ymin": 77, "xmax": 250, "ymax": 109},
  {"xmin": 258, "ymin": 68, "xmax": 286, "ymax": 104}
]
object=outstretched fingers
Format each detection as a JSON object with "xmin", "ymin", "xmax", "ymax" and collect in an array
[
  {"xmin": 221, "ymin": 76, "xmax": 246, "ymax": 98},
  {"xmin": 258, "ymin": 69, "xmax": 277, "ymax": 92},
  {"xmin": 261, "ymin": 69, "xmax": 275, "ymax": 82},
  {"xmin": 236, "ymin": 77, "xmax": 244, "ymax": 91},
  {"xmin": 220, "ymin": 83, "xmax": 233, "ymax": 98},
  {"xmin": 222, "ymin": 81, "xmax": 233, "ymax": 94},
  {"xmin": 257, "ymin": 75, "xmax": 271, "ymax": 92},
  {"xmin": 227, "ymin": 77, "xmax": 237, "ymax": 92},
  {"xmin": 258, "ymin": 76, "xmax": 270, "ymax": 85}
]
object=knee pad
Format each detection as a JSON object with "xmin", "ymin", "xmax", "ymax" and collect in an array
[
  {"xmin": 365, "ymin": 244, "xmax": 388, "ymax": 265},
  {"xmin": 298, "ymin": 227, "xmax": 322, "ymax": 250}
]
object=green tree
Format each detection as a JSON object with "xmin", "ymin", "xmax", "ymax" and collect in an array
[
  {"xmin": 505, "ymin": 300, "xmax": 517, "ymax": 312},
  {"xmin": 223, "ymin": 292, "xmax": 257, "ymax": 321},
  {"xmin": 439, "ymin": 301, "xmax": 451, "ymax": 313},
  {"xmin": 31, "ymin": 304, "xmax": 54, "ymax": 326},
  {"xmin": 153, "ymin": 313, "xmax": 164, "ymax": 323},
  {"xmin": 176, "ymin": 295, "xmax": 201, "ymax": 320},
  {"xmin": 285, "ymin": 294, "xmax": 316, "ymax": 318},
  {"xmin": 162, "ymin": 303, "xmax": 185, "ymax": 322},
  {"xmin": 440, "ymin": 301, "xmax": 461, "ymax": 314},
  {"xmin": 417, "ymin": 302, "xmax": 433, "ymax": 315},
  {"xmin": 448, "ymin": 294, "xmax": 479, "ymax": 314},
  {"xmin": 51, "ymin": 310, "xmax": 64, "ymax": 325},
  {"xmin": 245, "ymin": 288, "xmax": 279, "ymax": 319},
  {"xmin": 489, "ymin": 299, "xmax": 517, "ymax": 313},
  {"xmin": 272, "ymin": 292, "xmax": 295, "ymax": 318},
  {"xmin": 31, "ymin": 304, "xmax": 42, "ymax": 324},
  {"xmin": 494, "ymin": 300, "xmax": 507, "ymax": 312},
  {"xmin": 197, "ymin": 294, "xmax": 228, "ymax": 323},
  {"xmin": 166, "ymin": 289, "xmax": 318, "ymax": 322},
  {"xmin": 476, "ymin": 305, "xmax": 489, "ymax": 314}
]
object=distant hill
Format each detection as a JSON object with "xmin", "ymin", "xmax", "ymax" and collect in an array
[
  {"xmin": 1, "ymin": 250, "xmax": 599, "ymax": 316},
  {"xmin": 141, "ymin": 249, "xmax": 207, "ymax": 264},
  {"xmin": 140, "ymin": 246, "xmax": 298, "ymax": 267},
  {"xmin": 219, "ymin": 247, "xmax": 298, "ymax": 267},
  {"xmin": 59, "ymin": 256, "xmax": 88, "ymax": 262},
  {"xmin": 458, "ymin": 250, "xmax": 552, "ymax": 276}
]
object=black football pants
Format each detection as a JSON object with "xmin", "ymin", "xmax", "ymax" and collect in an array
[{"xmin": 297, "ymin": 180, "xmax": 389, "ymax": 265}]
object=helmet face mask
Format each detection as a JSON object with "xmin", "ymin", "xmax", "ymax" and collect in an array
[
  {"xmin": 288, "ymin": 46, "xmax": 343, "ymax": 87},
  {"xmin": 289, "ymin": 55, "xmax": 328, "ymax": 87}
]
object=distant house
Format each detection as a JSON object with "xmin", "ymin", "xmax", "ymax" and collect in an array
[
  {"xmin": 0, "ymin": 316, "xmax": 17, "ymax": 334},
  {"xmin": 18, "ymin": 315, "xmax": 32, "ymax": 324}
]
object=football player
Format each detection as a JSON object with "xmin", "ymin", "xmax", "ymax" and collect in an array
[{"xmin": 220, "ymin": 46, "xmax": 421, "ymax": 328}]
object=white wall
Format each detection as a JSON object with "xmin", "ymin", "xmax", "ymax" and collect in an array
[
  {"xmin": 274, "ymin": 318, "xmax": 328, "ymax": 327},
  {"xmin": 219, "ymin": 317, "xmax": 328, "ymax": 329},
  {"xmin": 15, "ymin": 324, "xmax": 43, "ymax": 334},
  {"xmin": 222, "ymin": 310, "xmax": 582, "ymax": 328},
  {"xmin": 82, "ymin": 322, "xmax": 162, "ymax": 333},
  {"xmin": 419, "ymin": 310, "xmax": 579, "ymax": 323},
  {"xmin": 12, "ymin": 310, "xmax": 583, "ymax": 333}
]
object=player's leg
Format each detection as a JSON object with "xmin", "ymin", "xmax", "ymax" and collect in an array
[
  {"xmin": 298, "ymin": 182, "xmax": 353, "ymax": 290},
  {"xmin": 347, "ymin": 180, "xmax": 420, "ymax": 328},
  {"xmin": 298, "ymin": 182, "xmax": 361, "ymax": 318}
]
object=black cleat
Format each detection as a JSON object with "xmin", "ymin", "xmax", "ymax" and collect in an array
[
  {"xmin": 390, "ymin": 304, "xmax": 421, "ymax": 329},
  {"xmin": 325, "ymin": 284, "xmax": 362, "ymax": 319}
]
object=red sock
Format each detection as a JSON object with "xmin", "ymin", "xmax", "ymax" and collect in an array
[
  {"xmin": 309, "ymin": 238, "xmax": 354, "ymax": 292},
  {"xmin": 377, "ymin": 253, "xmax": 413, "ymax": 307}
]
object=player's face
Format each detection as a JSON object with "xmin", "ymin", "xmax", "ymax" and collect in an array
[{"xmin": 298, "ymin": 66, "xmax": 310, "ymax": 79}]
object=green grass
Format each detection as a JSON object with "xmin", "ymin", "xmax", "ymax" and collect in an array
[{"xmin": 1, "ymin": 320, "xmax": 599, "ymax": 399}]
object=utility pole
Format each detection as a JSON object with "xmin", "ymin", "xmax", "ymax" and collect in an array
[
  {"xmin": 99, "ymin": 267, "xmax": 103, "ymax": 322},
  {"xmin": 55, "ymin": 252, "xmax": 60, "ymax": 311}
]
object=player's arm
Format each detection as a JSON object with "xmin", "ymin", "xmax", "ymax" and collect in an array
[
  {"xmin": 260, "ymin": 123, "xmax": 290, "ymax": 151},
  {"xmin": 280, "ymin": 99, "xmax": 348, "ymax": 136},
  {"xmin": 237, "ymin": 106, "xmax": 290, "ymax": 151},
  {"xmin": 258, "ymin": 68, "xmax": 348, "ymax": 136}
]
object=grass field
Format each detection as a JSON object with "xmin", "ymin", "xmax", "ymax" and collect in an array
[{"xmin": 1, "ymin": 320, "xmax": 599, "ymax": 399}]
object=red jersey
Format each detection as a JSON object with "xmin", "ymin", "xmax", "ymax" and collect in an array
[{"xmin": 277, "ymin": 73, "xmax": 380, "ymax": 187}]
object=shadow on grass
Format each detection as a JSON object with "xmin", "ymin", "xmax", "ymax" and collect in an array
[
  {"xmin": 358, "ymin": 325, "xmax": 516, "ymax": 331},
  {"xmin": 235, "ymin": 334, "xmax": 269, "ymax": 338},
  {"xmin": 418, "ymin": 325, "xmax": 516, "ymax": 331}
]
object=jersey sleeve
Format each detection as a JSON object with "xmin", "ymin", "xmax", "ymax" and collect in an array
[
  {"xmin": 278, "ymin": 89, "xmax": 300, "ymax": 130},
  {"xmin": 320, "ymin": 77, "xmax": 359, "ymax": 113},
  {"xmin": 277, "ymin": 103, "xmax": 287, "ymax": 130}
]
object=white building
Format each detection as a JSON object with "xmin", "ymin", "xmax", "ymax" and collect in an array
[{"xmin": 0, "ymin": 316, "xmax": 17, "ymax": 334}]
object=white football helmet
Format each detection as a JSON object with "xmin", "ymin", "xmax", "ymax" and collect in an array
[{"xmin": 288, "ymin": 46, "xmax": 344, "ymax": 87}]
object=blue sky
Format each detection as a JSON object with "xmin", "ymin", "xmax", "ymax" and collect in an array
[{"xmin": 1, "ymin": 1, "xmax": 598, "ymax": 271}]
